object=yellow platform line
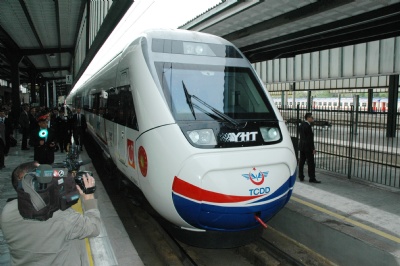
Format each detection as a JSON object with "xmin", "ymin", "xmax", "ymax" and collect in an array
[
  {"xmin": 291, "ymin": 196, "xmax": 400, "ymax": 244},
  {"xmin": 72, "ymin": 199, "xmax": 94, "ymax": 266}
]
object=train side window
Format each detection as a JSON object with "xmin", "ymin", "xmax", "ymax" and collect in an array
[
  {"xmin": 106, "ymin": 88, "xmax": 119, "ymax": 122},
  {"xmin": 75, "ymin": 95, "xmax": 82, "ymax": 109},
  {"xmin": 120, "ymin": 88, "xmax": 138, "ymax": 130},
  {"xmin": 90, "ymin": 93, "xmax": 100, "ymax": 114}
]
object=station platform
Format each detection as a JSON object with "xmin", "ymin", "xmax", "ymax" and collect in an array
[
  {"xmin": 269, "ymin": 168, "xmax": 400, "ymax": 266},
  {"xmin": 0, "ymin": 139, "xmax": 144, "ymax": 266}
]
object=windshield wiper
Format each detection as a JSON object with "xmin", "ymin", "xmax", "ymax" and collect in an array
[
  {"xmin": 182, "ymin": 81, "xmax": 241, "ymax": 128},
  {"xmin": 182, "ymin": 81, "xmax": 196, "ymax": 119}
]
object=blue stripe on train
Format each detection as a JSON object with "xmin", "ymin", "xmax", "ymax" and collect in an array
[{"xmin": 172, "ymin": 172, "xmax": 296, "ymax": 231}]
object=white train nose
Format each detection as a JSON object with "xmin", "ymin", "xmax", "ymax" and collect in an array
[{"xmin": 172, "ymin": 148, "xmax": 296, "ymax": 230}]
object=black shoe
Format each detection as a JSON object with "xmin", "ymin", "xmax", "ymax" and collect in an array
[
  {"xmin": 299, "ymin": 178, "xmax": 304, "ymax": 182},
  {"xmin": 0, "ymin": 165, "xmax": 5, "ymax": 169},
  {"xmin": 309, "ymin": 179, "xmax": 321, "ymax": 183}
]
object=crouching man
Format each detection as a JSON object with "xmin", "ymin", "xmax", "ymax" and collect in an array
[{"xmin": 0, "ymin": 162, "xmax": 101, "ymax": 265}]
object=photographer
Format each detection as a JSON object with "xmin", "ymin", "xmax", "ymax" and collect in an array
[{"xmin": 0, "ymin": 162, "xmax": 101, "ymax": 266}]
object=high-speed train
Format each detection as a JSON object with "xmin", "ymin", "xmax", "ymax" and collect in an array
[{"xmin": 66, "ymin": 29, "xmax": 297, "ymax": 247}]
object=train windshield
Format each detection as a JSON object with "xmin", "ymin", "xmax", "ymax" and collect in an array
[{"xmin": 156, "ymin": 62, "xmax": 275, "ymax": 122}]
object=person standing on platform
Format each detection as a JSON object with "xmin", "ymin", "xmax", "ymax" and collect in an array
[
  {"xmin": 72, "ymin": 107, "xmax": 87, "ymax": 151},
  {"xmin": 57, "ymin": 107, "xmax": 71, "ymax": 153},
  {"xmin": 18, "ymin": 104, "xmax": 30, "ymax": 150},
  {"xmin": 31, "ymin": 113, "xmax": 57, "ymax": 164},
  {"xmin": 298, "ymin": 112, "xmax": 321, "ymax": 183}
]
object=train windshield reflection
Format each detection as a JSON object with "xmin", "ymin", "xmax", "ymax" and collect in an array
[{"xmin": 156, "ymin": 62, "xmax": 274, "ymax": 121}]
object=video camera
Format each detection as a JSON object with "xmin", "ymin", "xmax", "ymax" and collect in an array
[{"xmin": 17, "ymin": 164, "xmax": 80, "ymax": 221}]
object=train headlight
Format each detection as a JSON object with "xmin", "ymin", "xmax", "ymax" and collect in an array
[
  {"xmin": 187, "ymin": 129, "xmax": 217, "ymax": 145},
  {"xmin": 260, "ymin": 127, "xmax": 281, "ymax": 142},
  {"xmin": 183, "ymin": 42, "xmax": 214, "ymax": 56}
]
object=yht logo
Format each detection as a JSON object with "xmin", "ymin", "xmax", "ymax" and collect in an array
[{"xmin": 220, "ymin": 132, "xmax": 258, "ymax": 142}]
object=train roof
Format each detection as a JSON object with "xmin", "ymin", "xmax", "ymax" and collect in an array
[{"xmin": 140, "ymin": 28, "xmax": 233, "ymax": 46}]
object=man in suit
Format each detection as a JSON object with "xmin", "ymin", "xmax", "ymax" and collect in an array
[
  {"xmin": 72, "ymin": 107, "xmax": 87, "ymax": 151},
  {"xmin": 298, "ymin": 112, "xmax": 321, "ymax": 183},
  {"xmin": 18, "ymin": 104, "xmax": 30, "ymax": 150}
]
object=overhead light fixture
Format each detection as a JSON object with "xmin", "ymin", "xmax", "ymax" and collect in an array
[{"xmin": 49, "ymin": 53, "xmax": 56, "ymax": 58}]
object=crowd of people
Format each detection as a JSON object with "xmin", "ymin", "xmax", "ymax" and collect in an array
[{"xmin": 0, "ymin": 103, "xmax": 87, "ymax": 168}]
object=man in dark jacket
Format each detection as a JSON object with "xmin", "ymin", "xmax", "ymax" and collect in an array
[
  {"xmin": 298, "ymin": 112, "xmax": 321, "ymax": 183},
  {"xmin": 56, "ymin": 107, "xmax": 72, "ymax": 153},
  {"xmin": 31, "ymin": 113, "xmax": 56, "ymax": 164}
]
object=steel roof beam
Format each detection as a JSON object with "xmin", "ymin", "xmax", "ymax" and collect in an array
[{"xmin": 20, "ymin": 47, "xmax": 74, "ymax": 56}]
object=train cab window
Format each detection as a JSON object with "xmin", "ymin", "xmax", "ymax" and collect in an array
[
  {"xmin": 156, "ymin": 63, "xmax": 274, "ymax": 121},
  {"xmin": 333, "ymin": 102, "xmax": 338, "ymax": 107}
]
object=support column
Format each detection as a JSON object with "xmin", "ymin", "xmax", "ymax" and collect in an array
[
  {"xmin": 53, "ymin": 80, "xmax": 57, "ymax": 107},
  {"xmin": 39, "ymin": 83, "xmax": 46, "ymax": 107},
  {"xmin": 387, "ymin": 75, "xmax": 399, "ymax": 138},
  {"xmin": 46, "ymin": 81, "xmax": 50, "ymax": 108},
  {"xmin": 29, "ymin": 70, "xmax": 37, "ymax": 104},
  {"xmin": 8, "ymin": 52, "xmax": 23, "ymax": 128},
  {"xmin": 367, "ymin": 89, "xmax": 373, "ymax": 113},
  {"xmin": 307, "ymin": 91, "xmax": 312, "ymax": 111},
  {"xmin": 280, "ymin": 91, "xmax": 286, "ymax": 108}
]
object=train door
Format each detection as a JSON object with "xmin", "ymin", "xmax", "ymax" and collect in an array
[{"xmin": 115, "ymin": 70, "xmax": 129, "ymax": 168}]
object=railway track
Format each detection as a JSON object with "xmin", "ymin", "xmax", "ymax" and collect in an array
[{"xmin": 85, "ymin": 133, "xmax": 332, "ymax": 265}]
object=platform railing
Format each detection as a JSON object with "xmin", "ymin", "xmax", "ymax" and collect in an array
[{"xmin": 278, "ymin": 104, "xmax": 400, "ymax": 188}]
